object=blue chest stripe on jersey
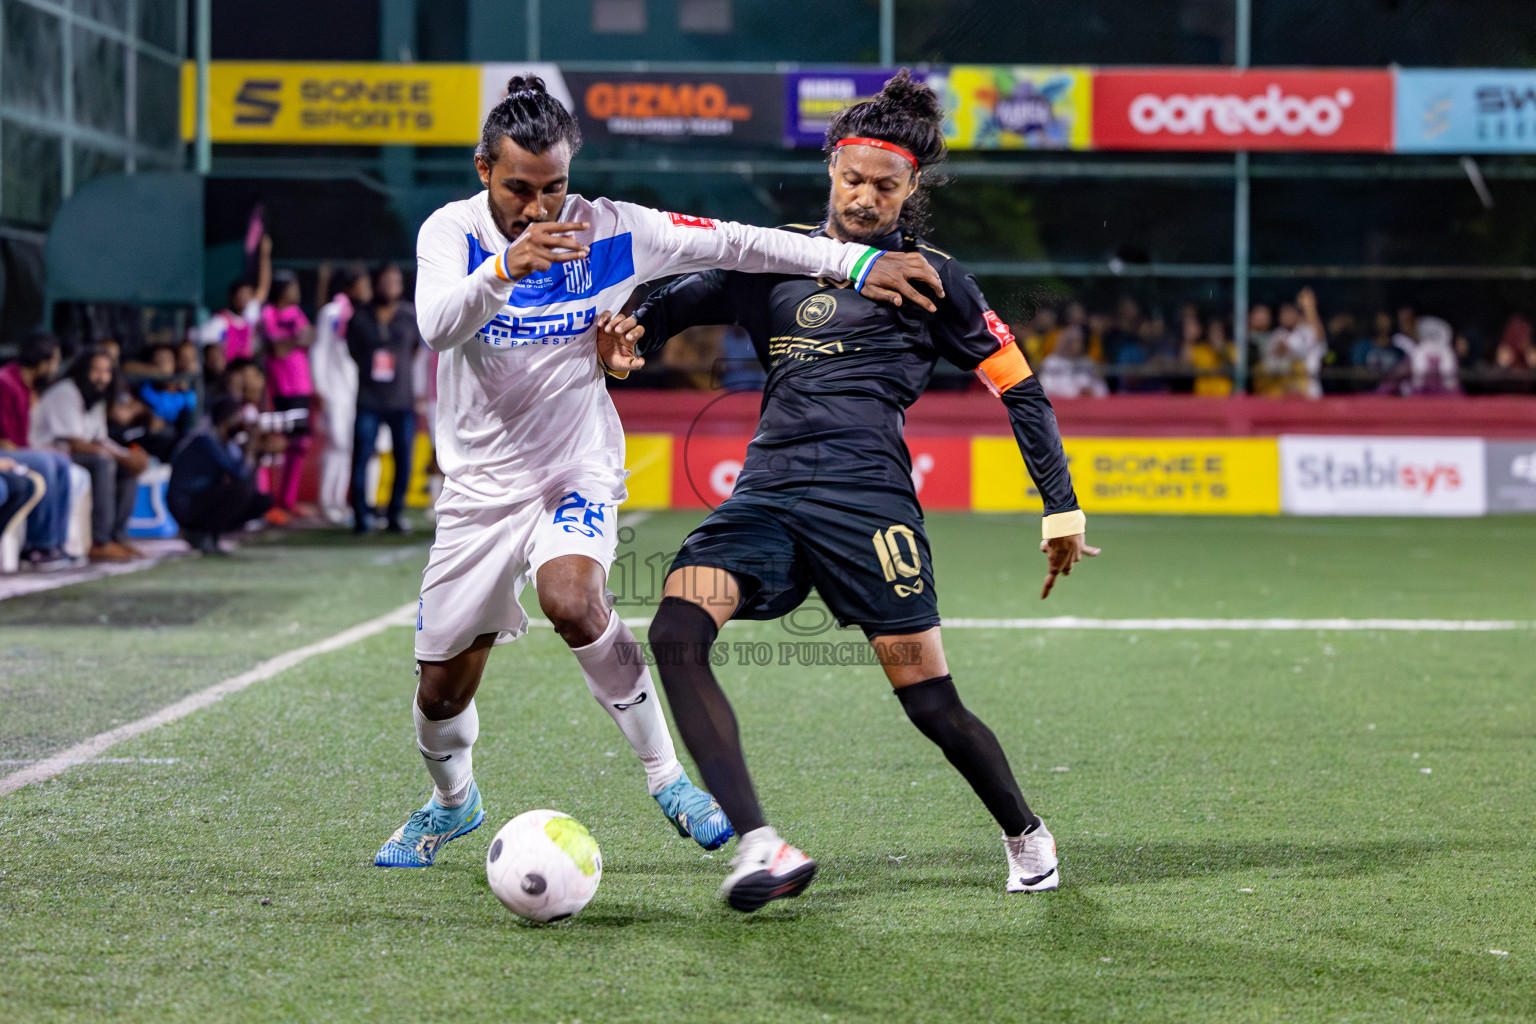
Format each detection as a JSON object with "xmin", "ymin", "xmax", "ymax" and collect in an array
[{"xmin": 464, "ymin": 232, "xmax": 635, "ymax": 305}]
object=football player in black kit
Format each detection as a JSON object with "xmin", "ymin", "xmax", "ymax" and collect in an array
[{"xmin": 597, "ymin": 70, "xmax": 1098, "ymax": 912}]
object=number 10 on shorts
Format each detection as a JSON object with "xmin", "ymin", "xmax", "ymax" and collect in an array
[{"xmin": 872, "ymin": 525, "xmax": 925, "ymax": 597}]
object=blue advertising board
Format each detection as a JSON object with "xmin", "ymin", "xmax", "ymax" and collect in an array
[{"xmin": 1395, "ymin": 69, "xmax": 1536, "ymax": 153}]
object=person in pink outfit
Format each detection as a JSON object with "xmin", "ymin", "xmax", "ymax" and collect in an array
[{"xmin": 261, "ymin": 270, "xmax": 315, "ymax": 514}]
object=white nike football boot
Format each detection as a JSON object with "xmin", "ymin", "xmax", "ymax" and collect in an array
[
  {"xmin": 1004, "ymin": 819, "xmax": 1059, "ymax": 892},
  {"xmin": 719, "ymin": 826, "xmax": 817, "ymax": 912}
]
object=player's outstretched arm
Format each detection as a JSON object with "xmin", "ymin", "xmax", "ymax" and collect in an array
[
  {"xmin": 928, "ymin": 260, "xmax": 1099, "ymax": 598},
  {"xmin": 623, "ymin": 204, "xmax": 941, "ymax": 312},
  {"xmin": 414, "ymin": 211, "xmax": 591, "ymax": 352}
]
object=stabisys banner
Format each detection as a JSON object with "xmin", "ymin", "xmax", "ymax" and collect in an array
[
  {"xmin": 1092, "ymin": 69, "xmax": 1394, "ymax": 151},
  {"xmin": 563, "ymin": 71, "xmax": 783, "ymax": 144},
  {"xmin": 1279, "ymin": 436, "xmax": 1487, "ymax": 516},
  {"xmin": 1394, "ymin": 69, "xmax": 1536, "ymax": 153}
]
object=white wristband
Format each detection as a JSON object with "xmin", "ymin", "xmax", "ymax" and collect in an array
[{"xmin": 1042, "ymin": 509, "xmax": 1087, "ymax": 540}]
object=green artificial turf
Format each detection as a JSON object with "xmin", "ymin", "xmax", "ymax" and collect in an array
[{"xmin": 1, "ymin": 514, "xmax": 1534, "ymax": 1023}]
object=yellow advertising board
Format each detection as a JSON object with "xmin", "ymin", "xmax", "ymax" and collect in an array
[
  {"xmin": 972, "ymin": 437, "xmax": 1281, "ymax": 514},
  {"xmin": 180, "ymin": 62, "xmax": 481, "ymax": 145},
  {"xmin": 622, "ymin": 433, "xmax": 674, "ymax": 510},
  {"xmin": 935, "ymin": 66, "xmax": 1092, "ymax": 150}
]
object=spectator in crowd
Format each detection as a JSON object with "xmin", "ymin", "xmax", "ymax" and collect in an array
[
  {"xmin": 1022, "ymin": 305, "xmax": 1061, "ymax": 366},
  {"xmin": 199, "ymin": 235, "xmax": 271, "ymax": 361},
  {"xmin": 134, "ymin": 344, "xmax": 199, "ymax": 438},
  {"xmin": 717, "ymin": 325, "xmax": 766, "ymax": 391},
  {"xmin": 1405, "ymin": 316, "xmax": 1460, "ymax": 395},
  {"xmin": 1038, "ymin": 328, "xmax": 1108, "ymax": 398},
  {"xmin": 201, "ymin": 340, "xmax": 227, "ymax": 395},
  {"xmin": 312, "ymin": 265, "xmax": 370, "ymax": 525},
  {"xmin": 261, "ymin": 270, "xmax": 315, "ymax": 520},
  {"xmin": 1495, "ymin": 313, "xmax": 1535, "ymax": 371},
  {"xmin": 32, "ymin": 347, "xmax": 147, "ymax": 562},
  {"xmin": 0, "ymin": 333, "xmax": 74, "ymax": 568},
  {"xmin": 1257, "ymin": 289, "xmax": 1326, "ymax": 398},
  {"xmin": 1184, "ymin": 311, "xmax": 1234, "ymax": 397},
  {"xmin": 658, "ymin": 327, "xmax": 723, "ymax": 390},
  {"xmin": 167, "ymin": 397, "xmax": 274, "ymax": 554},
  {"xmin": 1351, "ymin": 311, "xmax": 1407, "ymax": 380},
  {"xmin": 1060, "ymin": 301, "xmax": 1103, "ymax": 363},
  {"xmin": 0, "ymin": 456, "xmax": 42, "ymax": 552},
  {"xmin": 346, "ymin": 263, "xmax": 420, "ymax": 534}
]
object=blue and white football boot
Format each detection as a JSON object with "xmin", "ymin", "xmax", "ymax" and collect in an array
[
  {"xmin": 374, "ymin": 781, "xmax": 485, "ymax": 868},
  {"xmin": 654, "ymin": 773, "xmax": 734, "ymax": 851}
]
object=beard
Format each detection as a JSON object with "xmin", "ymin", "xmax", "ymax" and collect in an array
[
  {"xmin": 827, "ymin": 201, "xmax": 897, "ymax": 245},
  {"xmin": 76, "ymin": 379, "xmax": 109, "ymax": 407}
]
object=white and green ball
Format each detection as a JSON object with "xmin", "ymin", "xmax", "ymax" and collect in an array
[{"xmin": 485, "ymin": 809, "xmax": 602, "ymax": 923}]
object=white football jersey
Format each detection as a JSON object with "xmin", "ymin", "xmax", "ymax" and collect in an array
[{"xmin": 415, "ymin": 191, "xmax": 882, "ymax": 509}]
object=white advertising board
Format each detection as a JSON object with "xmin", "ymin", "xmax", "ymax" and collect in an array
[{"xmin": 1279, "ymin": 436, "xmax": 1487, "ymax": 516}]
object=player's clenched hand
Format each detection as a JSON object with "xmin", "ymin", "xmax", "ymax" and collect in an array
[
  {"xmin": 858, "ymin": 251, "xmax": 945, "ymax": 313},
  {"xmin": 1039, "ymin": 534, "xmax": 1100, "ymax": 600},
  {"xmin": 502, "ymin": 221, "xmax": 591, "ymax": 280},
  {"xmin": 595, "ymin": 310, "xmax": 645, "ymax": 378}
]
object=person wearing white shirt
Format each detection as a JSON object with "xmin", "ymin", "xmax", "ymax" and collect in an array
[
  {"xmin": 375, "ymin": 75, "xmax": 946, "ymax": 870},
  {"xmin": 311, "ymin": 267, "xmax": 369, "ymax": 524},
  {"xmin": 33, "ymin": 348, "xmax": 146, "ymax": 562}
]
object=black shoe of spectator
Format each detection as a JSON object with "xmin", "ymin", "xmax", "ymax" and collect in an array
[
  {"xmin": 184, "ymin": 530, "xmax": 222, "ymax": 555},
  {"xmin": 384, "ymin": 518, "xmax": 411, "ymax": 535},
  {"xmin": 21, "ymin": 547, "xmax": 74, "ymax": 572}
]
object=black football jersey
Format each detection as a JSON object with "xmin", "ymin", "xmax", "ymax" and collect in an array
[{"xmin": 635, "ymin": 222, "xmax": 1078, "ymax": 516}]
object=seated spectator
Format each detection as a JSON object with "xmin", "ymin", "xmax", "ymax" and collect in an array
[
  {"xmin": 0, "ymin": 333, "xmax": 74, "ymax": 568},
  {"xmin": 1406, "ymin": 316, "xmax": 1460, "ymax": 395},
  {"xmin": 1495, "ymin": 314, "xmax": 1535, "ymax": 372},
  {"xmin": 0, "ymin": 458, "xmax": 43, "ymax": 555},
  {"xmin": 1038, "ymin": 330, "xmax": 1108, "ymax": 398},
  {"xmin": 1186, "ymin": 316, "xmax": 1235, "ymax": 397},
  {"xmin": 168, "ymin": 397, "xmax": 274, "ymax": 553},
  {"xmin": 1061, "ymin": 302, "xmax": 1103, "ymax": 363},
  {"xmin": 134, "ymin": 344, "xmax": 198, "ymax": 438},
  {"xmin": 110, "ymin": 389, "xmax": 178, "ymax": 463},
  {"xmin": 32, "ymin": 347, "xmax": 148, "ymax": 562},
  {"xmin": 718, "ymin": 325, "xmax": 766, "ymax": 391},
  {"xmin": 1105, "ymin": 297, "xmax": 1144, "ymax": 368}
]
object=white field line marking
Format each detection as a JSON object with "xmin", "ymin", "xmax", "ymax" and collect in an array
[
  {"xmin": 0, "ymin": 757, "xmax": 180, "ymax": 766},
  {"xmin": 536, "ymin": 616, "xmax": 1532, "ymax": 633},
  {"xmin": 942, "ymin": 617, "xmax": 1533, "ymax": 631},
  {"xmin": 0, "ymin": 602, "xmax": 417, "ymax": 798}
]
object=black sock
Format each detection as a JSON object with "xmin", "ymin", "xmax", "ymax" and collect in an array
[
  {"xmin": 896, "ymin": 675, "xmax": 1035, "ymax": 837},
  {"xmin": 649, "ymin": 597, "xmax": 767, "ymax": 835}
]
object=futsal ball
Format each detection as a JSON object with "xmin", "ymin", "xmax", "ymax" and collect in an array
[{"xmin": 485, "ymin": 809, "xmax": 602, "ymax": 923}]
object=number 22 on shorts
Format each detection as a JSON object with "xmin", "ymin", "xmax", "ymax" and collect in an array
[{"xmin": 553, "ymin": 492, "xmax": 606, "ymax": 537}]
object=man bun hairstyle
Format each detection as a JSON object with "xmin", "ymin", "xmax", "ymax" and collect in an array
[
  {"xmin": 479, "ymin": 75, "xmax": 582, "ymax": 162},
  {"xmin": 824, "ymin": 68, "xmax": 947, "ymax": 233}
]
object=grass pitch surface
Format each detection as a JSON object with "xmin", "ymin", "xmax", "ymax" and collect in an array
[{"xmin": 2, "ymin": 514, "xmax": 1534, "ymax": 1022}]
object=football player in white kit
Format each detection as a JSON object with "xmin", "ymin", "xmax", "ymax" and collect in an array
[{"xmin": 375, "ymin": 76, "xmax": 945, "ymax": 868}]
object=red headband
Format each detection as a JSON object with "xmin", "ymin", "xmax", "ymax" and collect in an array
[{"xmin": 834, "ymin": 136, "xmax": 920, "ymax": 170}]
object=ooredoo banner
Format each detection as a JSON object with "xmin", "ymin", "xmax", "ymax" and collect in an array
[
  {"xmin": 563, "ymin": 71, "xmax": 783, "ymax": 144},
  {"xmin": 1092, "ymin": 69, "xmax": 1394, "ymax": 151},
  {"xmin": 1279, "ymin": 436, "xmax": 1487, "ymax": 516},
  {"xmin": 1394, "ymin": 69, "xmax": 1536, "ymax": 153}
]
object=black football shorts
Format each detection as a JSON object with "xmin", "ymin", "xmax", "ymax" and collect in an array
[{"xmin": 669, "ymin": 487, "xmax": 939, "ymax": 639}]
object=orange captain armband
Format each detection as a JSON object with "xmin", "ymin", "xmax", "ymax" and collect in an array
[{"xmin": 974, "ymin": 341, "xmax": 1033, "ymax": 396}]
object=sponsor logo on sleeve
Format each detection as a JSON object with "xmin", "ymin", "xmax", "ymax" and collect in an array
[
  {"xmin": 667, "ymin": 212, "xmax": 718, "ymax": 230},
  {"xmin": 983, "ymin": 310, "xmax": 1015, "ymax": 347}
]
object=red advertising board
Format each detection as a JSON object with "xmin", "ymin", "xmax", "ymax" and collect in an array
[
  {"xmin": 671, "ymin": 433, "xmax": 971, "ymax": 510},
  {"xmin": 1092, "ymin": 69, "xmax": 1394, "ymax": 151}
]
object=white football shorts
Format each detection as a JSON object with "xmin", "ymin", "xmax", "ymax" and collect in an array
[{"xmin": 414, "ymin": 486, "xmax": 621, "ymax": 661}]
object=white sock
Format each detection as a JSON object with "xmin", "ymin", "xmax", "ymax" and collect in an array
[
  {"xmin": 413, "ymin": 695, "xmax": 478, "ymax": 807},
  {"xmin": 571, "ymin": 610, "xmax": 685, "ymax": 795}
]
